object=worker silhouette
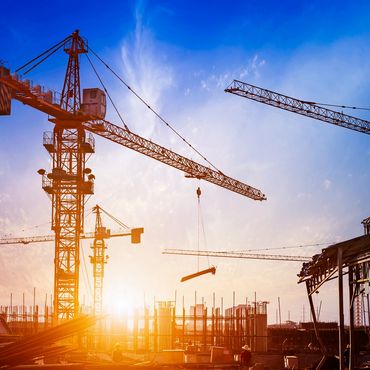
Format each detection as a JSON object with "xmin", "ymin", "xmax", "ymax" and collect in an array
[
  {"xmin": 241, "ymin": 344, "xmax": 252, "ymax": 367},
  {"xmin": 344, "ymin": 344, "xmax": 350, "ymax": 368},
  {"xmin": 112, "ymin": 343, "xmax": 123, "ymax": 362}
]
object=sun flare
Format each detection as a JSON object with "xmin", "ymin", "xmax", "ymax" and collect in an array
[{"xmin": 104, "ymin": 293, "xmax": 137, "ymax": 316}]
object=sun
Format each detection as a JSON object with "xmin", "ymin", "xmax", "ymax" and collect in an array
[{"xmin": 104, "ymin": 292, "xmax": 137, "ymax": 316}]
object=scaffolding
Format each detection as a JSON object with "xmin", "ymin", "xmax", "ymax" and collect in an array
[{"xmin": 0, "ymin": 299, "xmax": 268, "ymax": 354}]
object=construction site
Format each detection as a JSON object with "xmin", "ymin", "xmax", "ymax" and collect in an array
[{"xmin": 1, "ymin": 3, "xmax": 370, "ymax": 369}]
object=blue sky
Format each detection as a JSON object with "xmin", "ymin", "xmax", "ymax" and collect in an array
[
  {"xmin": 1, "ymin": 1, "xmax": 370, "ymax": 324},
  {"xmin": 3, "ymin": 1, "xmax": 370, "ymax": 57}
]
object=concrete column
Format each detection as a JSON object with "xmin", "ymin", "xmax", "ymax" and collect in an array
[
  {"xmin": 338, "ymin": 247, "xmax": 345, "ymax": 370},
  {"xmin": 348, "ymin": 265, "xmax": 355, "ymax": 370}
]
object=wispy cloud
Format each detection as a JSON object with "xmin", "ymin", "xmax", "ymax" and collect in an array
[
  {"xmin": 197, "ymin": 54, "xmax": 267, "ymax": 93},
  {"xmin": 118, "ymin": 3, "xmax": 173, "ymax": 138},
  {"xmin": 323, "ymin": 179, "xmax": 332, "ymax": 190}
]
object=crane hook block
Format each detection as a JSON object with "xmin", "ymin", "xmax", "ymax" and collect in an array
[
  {"xmin": 131, "ymin": 227, "xmax": 144, "ymax": 244},
  {"xmin": 196, "ymin": 187, "xmax": 201, "ymax": 199}
]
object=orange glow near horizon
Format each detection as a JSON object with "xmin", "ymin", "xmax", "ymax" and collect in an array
[{"xmin": 104, "ymin": 292, "xmax": 137, "ymax": 316}]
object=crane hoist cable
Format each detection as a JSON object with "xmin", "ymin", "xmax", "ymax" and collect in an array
[
  {"xmin": 196, "ymin": 186, "xmax": 211, "ymax": 269},
  {"xmin": 75, "ymin": 205, "xmax": 95, "ymax": 301},
  {"xmin": 16, "ymin": 35, "xmax": 71, "ymax": 75},
  {"xmin": 11, "ymin": 35, "xmax": 231, "ymax": 181},
  {"xmin": 0, "ymin": 221, "xmax": 52, "ymax": 238},
  {"xmin": 0, "ymin": 208, "xmax": 95, "ymax": 241},
  {"xmin": 88, "ymin": 46, "xmax": 224, "ymax": 175},
  {"xmin": 97, "ymin": 205, "xmax": 130, "ymax": 230},
  {"xmin": 85, "ymin": 53, "xmax": 130, "ymax": 131},
  {"xmin": 180, "ymin": 187, "xmax": 216, "ymax": 283},
  {"xmin": 311, "ymin": 102, "xmax": 370, "ymax": 112},
  {"xmin": 197, "ymin": 186, "xmax": 201, "ymax": 271},
  {"xmin": 12, "ymin": 35, "xmax": 130, "ymax": 134},
  {"xmin": 229, "ymin": 241, "xmax": 334, "ymax": 253},
  {"xmin": 81, "ymin": 206, "xmax": 96, "ymax": 231},
  {"xmin": 21, "ymin": 43, "xmax": 67, "ymax": 76},
  {"xmin": 80, "ymin": 244, "xmax": 93, "ymax": 302},
  {"xmin": 75, "ymin": 204, "xmax": 132, "ymax": 306}
]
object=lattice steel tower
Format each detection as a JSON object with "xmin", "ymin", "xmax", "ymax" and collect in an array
[
  {"xmin": 42, "ymin": 31, "xmax": 95, "ymax": 321},
  {"xmin": 89, "ymin": 205, "xmax": 109, "ymax": 315}
]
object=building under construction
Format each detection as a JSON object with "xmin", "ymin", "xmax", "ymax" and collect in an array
[
  {"xmin": 0, "ymin": 299, "xmax": 270, "ymax": 366},
  {"xmin": 1, "ymin": 299, "xmax": 370, "ymax": 368},
  {"xmin": 0, "ymin": 299, "xmax": 268, "ymax": 352}
]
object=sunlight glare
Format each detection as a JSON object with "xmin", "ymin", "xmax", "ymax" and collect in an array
[{"xmin": 105, "ymin": 293, "xmax": 137, "ymax": 316}]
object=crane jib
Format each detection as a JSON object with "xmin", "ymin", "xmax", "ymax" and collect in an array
[
  {"xmin": 162, "ymin": 248, "xmax": 310, "ymax": 262},
  {"xmin": 83, "ymin": 119, "xmax": 267, "ymax": 201},
  {"xmin": 225, "ymin": 80, "xmax": 370, "ymax": 135},
  {"xmin": 0, "ymin": 69, "xmax": 266, "ymax": 201}
]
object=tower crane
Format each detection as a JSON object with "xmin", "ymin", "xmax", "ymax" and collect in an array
[
  {"xmin": 0, "ymin": 31, "xmax": 265, "ymax": 321},
  {"xmin": 162, "ymin": 248, "xmax": 310, "ymax": 262},
  {"xmin": 90, "ymin": 205, "xmax": 107, "ymax": 316},
  {"xmin": 88, "ymin": 204, "xmax": 143, "ymax": 315},
  {"xmin": 225, "ymin": 79, "xmax": 370, "ymax": 330},
  {"xmin": 225, "ymin": 79, "xmax": 370, "ymax": 135},
  {"xmin": 0, "ymin": 205, "xmax": 143, "ymax": 316}
]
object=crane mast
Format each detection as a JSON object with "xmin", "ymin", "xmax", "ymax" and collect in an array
[
  {"xmin": 225, "ymin": 80, "xmax": 370, "ymax": 135},
  {"xmin": 60, "ymin": 33, "xmax": 85, "ymax": 113},
  {"xmin": 48, "ymin": 31, "xmax": 93, "ymax": 321},
  {"xmin": 89, "ymin": 205, "xmax": 108, "ymax": 315}
]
